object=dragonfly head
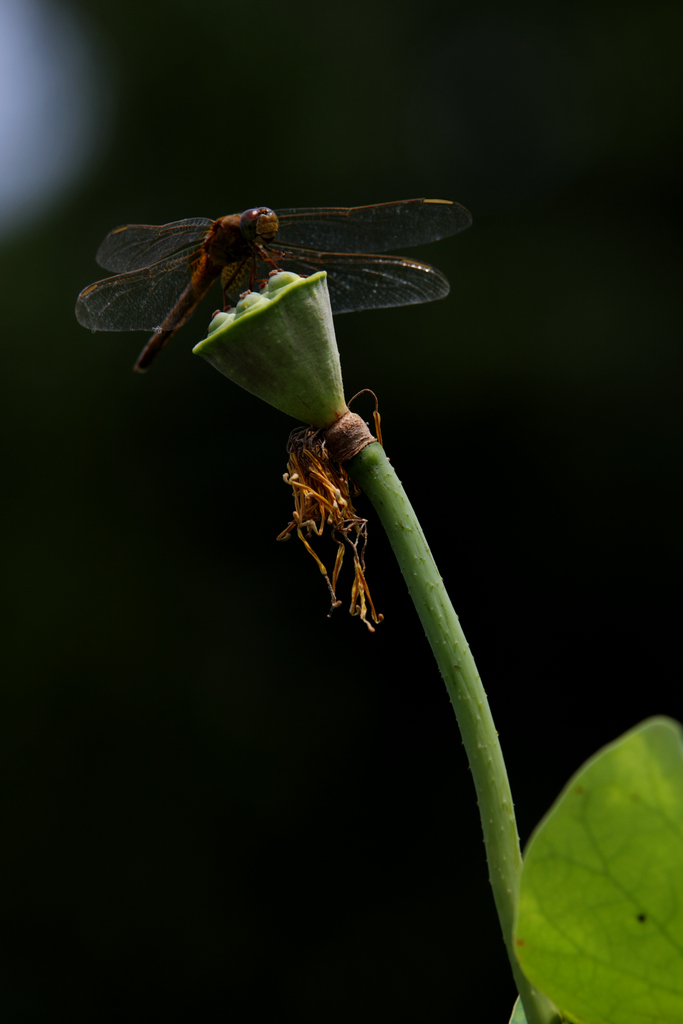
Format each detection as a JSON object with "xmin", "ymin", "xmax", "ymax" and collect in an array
[{"xmin": 240, "ymin": 207, "xmax": 279, "ymax": 245}]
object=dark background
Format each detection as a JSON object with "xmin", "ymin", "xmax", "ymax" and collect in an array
[{"xmin": 1, "ymin": 0, "xmax": 681, "ymax": 1019}]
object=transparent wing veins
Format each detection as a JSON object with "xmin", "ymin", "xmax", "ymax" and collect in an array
[
  {"xmin": 274, "ymin": 198, "xmax": 471, "ymax": 253},
  {"xmin": 96, "ymin": 217, "xmax": 213, "ymax": 273},
  {"xmin": 266, "ymin": 246, "xmax": 451, "ymax": 312},
  {"xmin": 75, "ymin": 250, "xmax": 204, "ymax": 332}
]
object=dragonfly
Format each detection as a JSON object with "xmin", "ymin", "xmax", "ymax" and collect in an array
[{"xmin": 75, "ymin": 198, "xmax": 472, "ymax": 372}]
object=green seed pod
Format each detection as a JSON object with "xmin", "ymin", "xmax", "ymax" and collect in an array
[{"xmin": 193, "ymin": 271, "xmax": 348, "ymax": 428}]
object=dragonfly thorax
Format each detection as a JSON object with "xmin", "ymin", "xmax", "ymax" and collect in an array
[{"xmin": 202, "ymin": 214, "xmax": 249, "ymax": 267}]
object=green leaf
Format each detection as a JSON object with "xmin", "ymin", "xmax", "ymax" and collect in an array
[
  {"xmin": 514, "ymin": 717, "xmax": 683, "ymax": 1024},
  {"xmin": 509, "ymin": 996, "xmax": 529, "ymax": 1023}
]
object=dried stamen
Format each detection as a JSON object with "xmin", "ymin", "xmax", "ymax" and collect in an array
[{"xmin": 277, "ymin": 426, "xmax": 383, "ymax": 631}]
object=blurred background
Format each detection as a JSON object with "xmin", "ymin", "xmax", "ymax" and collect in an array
[{"xmin": 1, "ymin": 0, "xmax": 681, "ymax": 1018}]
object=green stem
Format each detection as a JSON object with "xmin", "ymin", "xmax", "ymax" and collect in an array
[{"xmin": 348, "ymin": 441, "xmax": 559, "ymax": 1024}]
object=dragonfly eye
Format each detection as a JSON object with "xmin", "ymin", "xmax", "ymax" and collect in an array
[{"xmin": 240, "ymin": 207, "xmax": 279, "ymax": 244}]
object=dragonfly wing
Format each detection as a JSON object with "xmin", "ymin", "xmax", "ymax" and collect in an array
[
  {"xmin": 95, "ymin": 217, "xmax": 213, "ymax": 272},
  {"xmin": 75, "ymin": 251, "xmax": 202, "ymax": 332},
  {"xmin": 274, "ymin": 198, "xmax": 471, "ymax": 253},
  {"xmin": 271, "ymin": 249, "xmax": 451, "ymax": 313}
]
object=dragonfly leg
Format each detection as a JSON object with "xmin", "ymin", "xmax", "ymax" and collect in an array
[
  {"xmin": 250, "ymin": 245, "xmax": 294, "ymax": 292},
  {"xmin": 262, "ymin": 244, "xmax": 291, "ymax": 269}
]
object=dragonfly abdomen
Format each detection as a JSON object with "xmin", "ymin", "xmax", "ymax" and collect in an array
[{"xmin": 134, "ymin": 260, "xmax": 220, "ymax": 372}]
